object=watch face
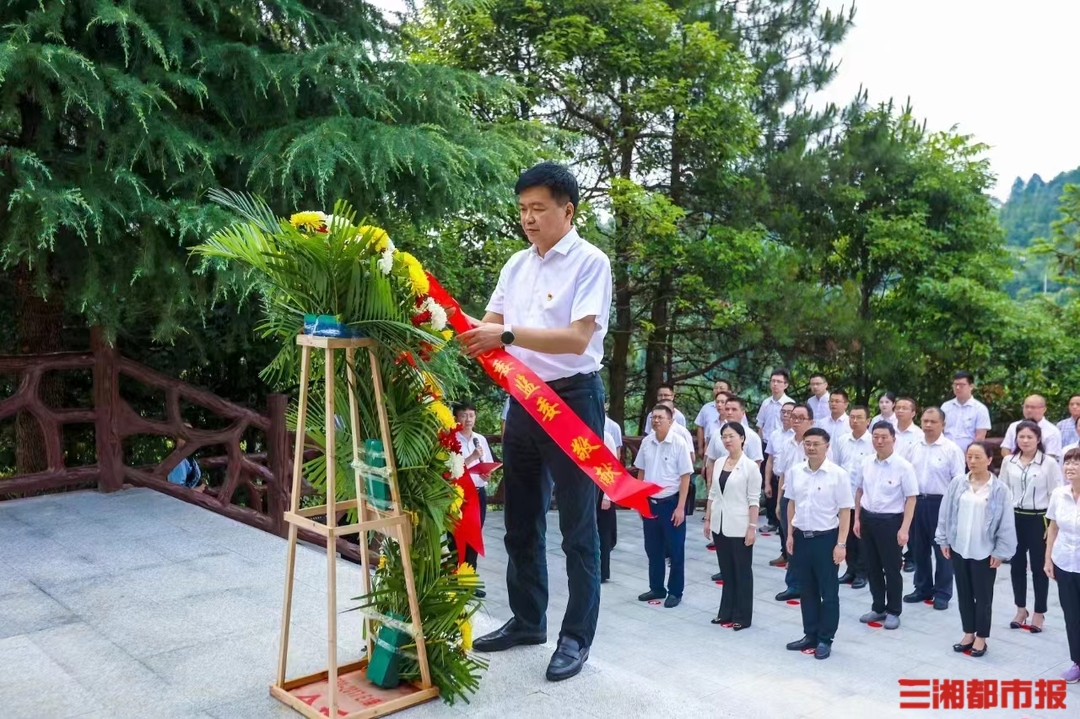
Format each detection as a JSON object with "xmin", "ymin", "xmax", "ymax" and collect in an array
[{"xmin": 501, "ymin": 330, "xmax": 514, "ymax": 345}]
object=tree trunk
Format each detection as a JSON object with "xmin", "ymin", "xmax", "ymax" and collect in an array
[{"xmin": 14, "ymin": 262, "xmax": 65, "ymax": 474}]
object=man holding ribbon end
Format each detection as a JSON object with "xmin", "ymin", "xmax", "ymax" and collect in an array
[{"xmin": 459, "ymin": 161, "xmax": 613, "ymax": 682}]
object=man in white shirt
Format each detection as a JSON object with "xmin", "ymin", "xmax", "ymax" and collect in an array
[
  {"xmin": 893, "ymin": 397, "xmax": 923, "ymax": 458},
  {"xmin": 462, "ymin": 162, "xmax": 610, "ymax": 681},
  {"xmin": 644, "ymin": 384, "xmax": 687, "ymax": 430},
  {"xmin": 763, "ymin": 402, "xmax": 796, "ymax": 537},
  {"xmin": 1001, "ymin": 394, "xmax": 1064, "ymax": 460},
  {"xmin": 784, "ymin": 427, "xmax": 854, "ymax": 660},
  {"xmin": 756, "ymin": 368, "xmax": 794, "ymax": 442},
  {"xmin": 815, "ymin": 390, "xmax": 851, "ymax": 440},
  {"xmin": 774, "ymin": 404, "xmax": 813, "ymax": 600},
  {"xmin": 903, "ymin": 407, "xmax": 966, "ymax": 610},
  {"xmin": 604, "ymin": 412, "xmax": 623, "ymax": 462},
  {"xmin": 698, "ymin": 393, "xmax": 729, "ymax": 455},
  {"xmin": 807, "ymin": 373, "xmax": 830, "ymax": 424},
  {"xmin": 831, "ymin": 406, "xmax": 874, "ymax": 588},
  {"xmin": 1056, "ymin": 394, "xmax": 1080, "ymax": 448},
  {"xmin": 452, "ymin": 401, "xmax": 495, "ymax": 593},
  {"xmin": 705, "ymin": 397, "xmax": 764, "ymax": 471},
  {"xmin": 694, "ymin": 380, "xmax": 731, "ymax": 456},
  {"xmin": 941, "ymin": 370, "xmax": 991, "ymax": 453},
  {"xmin": 634, "ymin": 405, "xmax": 694, "ymax": 609},
  {"xmin": 854, "ymin": 423, "xmax": 918, "ymax": 630}
]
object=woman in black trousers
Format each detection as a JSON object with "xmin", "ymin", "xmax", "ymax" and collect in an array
[
  {"xmin": 999, "ymin": 421, "xmax": 1062, "ymax": 633},
  {"xmin": 703, "ymin": 422, "xmax": 760, "ymax": 629},
  {"xmin": 936, "ymin": 441, "xmax": 1017, "ymax": 657},
  {"xmin": 1045, "ymin": 447, "xmax": 1080, "ymax": 683}
]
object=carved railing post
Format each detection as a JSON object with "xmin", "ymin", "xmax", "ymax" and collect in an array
[
  {"xmin": 91, "ymin": 328, "xmax": 124, "ymax": 493},
  {"xmin": 266, "ymin": 393, "xmax": 290, "ymax": 535}
]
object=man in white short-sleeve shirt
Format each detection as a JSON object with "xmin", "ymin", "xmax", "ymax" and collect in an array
[
  {"xmin": 1001, "ymin": 394, "xmax": 1064, "ymax": 460},
  {"xmin": 893, "ymin": 397, "xmax": 923, "ymax": 457},
  {"xmin": 634, "ymin": 405, "xmax": 694, "ymax": 609},
  {"xmin": 831, "ymin": 406, "xmax": 875, "ymax": 588},
  {"xmin": 694, "ymin": 380, "xmax": 730, "ymax": 454},
  {"xmin": 903, "ymin": 407, "xmax": 966, "ymax": 609},
  {"xmin": 941, "ymin": 371, "xmax": 991, "ymax": 453},
  {"xmin": 853, "ymin": 423, "xmax": 918, "ymax": 628},
  {"xmin": 461, "ymin": 162, "xmax": 611, "ymax": 681},
  {"xmin": 815, "ymin": 390, "xmax": 852, "ymax": 440},
  {"xmin": 757, "ymin": 369, "xmax": 794, "ymax": 442},
  {"xmin": 807, "ymin": 374, "xmax": 830, "ymax": 425},
  {"xmin": 644, "ymin": 383, "xmax": 687, "ymax": 430}
]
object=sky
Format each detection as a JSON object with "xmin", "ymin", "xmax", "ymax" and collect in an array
[{"xmin": 371, "ymin": 0, "xmax": 1080, "ymax": 200}]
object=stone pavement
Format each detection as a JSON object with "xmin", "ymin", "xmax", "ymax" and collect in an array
[{"xmin": 0, "ymin": 488, "xmax": 1077, "ymax": 719}]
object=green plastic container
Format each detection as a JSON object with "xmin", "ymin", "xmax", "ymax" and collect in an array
[{"xmin": 366, "ymin": 612, "xmax": 407, "ymax": 688}]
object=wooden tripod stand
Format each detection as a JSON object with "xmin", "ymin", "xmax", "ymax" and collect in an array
[{"xmin": 271, "ymin": 335, "xmax": 439, "ymax": 719}]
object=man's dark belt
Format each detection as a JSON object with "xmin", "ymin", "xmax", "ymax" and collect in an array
[
  {"xmin": 861, "ymin": 511, "xmax": 903, "ymax": 520},
  {"xmin": 546, "ymin": 371, "xmax": 600, "ymax": 393},
  {"xmin": 794, "ymin": 528, "xmax": 838, "ymax": 539},
  {"xmin": 916, "ymin": 493, "xmax": 943, "ymax": 499}
]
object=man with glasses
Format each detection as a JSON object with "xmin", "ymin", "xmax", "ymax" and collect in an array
[
  {"xmin": 942, "ymin": 371, "xmax": 991, "ymax": 453},
  {"xmin": 774, "ymin": 404, "xmax": 813, "ymax": 601},
  {"xmin": 695, "ymin": 380, "xmax": 732, "ymax": 457},
  {"xmin": 831, "ymin": 406, "xmax": 875, "ymax": 589},
  {"xmin": 784, "ymin": 427, "xmax": 854, "ymax": 660},
  {"xmin": 1001, "ymin": 394, "xmax": 1064, "ymax": 460},
  {"xmin": 645, "ymin": 384, "xmax": 687, "ymax": 429}
]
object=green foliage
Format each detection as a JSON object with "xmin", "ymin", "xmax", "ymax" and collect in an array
[{"xmin": 998, "ymin": 168, "xmax": 1080, "ymax": 297}]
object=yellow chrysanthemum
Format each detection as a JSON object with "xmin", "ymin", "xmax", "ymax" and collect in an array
[
  {"xmin": 422, "ymin": 372, "xmax": 443, "ymax": 401},
  {"xmin": 460, "ymin": 617, "xmax": 473, "ymax": 651},
  {"xmin": 290, "ymin": 211, "xmax": 327, "ymax": 232},
  {"xmin": 440, "ymin": 329, "xmax": 453, "ymax": 341},
  {"xmin": 360, "ymin": 225, "xmax": 391, "ymax": 252},
  {"xmin": 449, "ymin": 483, "xmax": 465, "ymax": 516},
  {"xmin": 378, "ymin": 555, "xmax": 388, "ymax": 570},
  {"xmin": 457, "ymin": 563, "xmax": 478, "ymax": 586},
  {"xmin": 398, "ymin": 251, "xmax": 430, "ymax": 296},
  {"xmin": 428, "ymin": 400, "xmax": 456, "ymax": 430}
]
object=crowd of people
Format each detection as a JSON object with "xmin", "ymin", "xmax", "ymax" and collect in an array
[{"xmin": 616, "ymin": 369, "xmax": 1080, "ymax": 679}]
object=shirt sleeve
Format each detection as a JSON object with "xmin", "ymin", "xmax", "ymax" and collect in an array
[
  {"xmin": 570, "ymin": 252, "xmax": 613, "ymax": 330},
  {"xmin": 976, "ymin": 403, "xmax": 992, "ymax": 431},
  {"xmin": 633, "ymin": 443, "xmax": 648, "ymax": 473},
  {"xmin": 755, "ymin": 402, "xmax": 767, "ymax": 430},
  {"xmin": 836, "ymin": 468, "xmax": 855, "ymax": 509},
  {"xmin": 901, "ymin": 461, "xmax": 919, "ymax": 496},
  {"xmin": 1001, "ymin": 422, "xmax": 1017, "ymax": 451},
  {"xmin": 746, "ymin": 433, "xmax": 764, "ymax": 463},
  {"xmin": 705, "ymin": 433, "xmax": 722, "ymax": 461},
  {"xmin": 675, "ymin": 410, "xmax": 687, "ymax": 427},
  {"xmin": 694, "ymin": 404, "xmax": 708, "ymax": 427},
  {"xmin": 479, "ymin": 436, "xmax": 494, "ymax": 464},
  {"xmin": 675, "ymin": 437, "xmax": 694, "ymax": 476},
  {"xmin": 950, "ymin": 445, "xmax": 966, "ymax": 478},
  {"xmin": 1046, "ymin": 459, "xmax": 1065, "ymax": 488},
  {"xmin": 1047, "ymin": 489, "xmax": 1060, "ymax": 522}
]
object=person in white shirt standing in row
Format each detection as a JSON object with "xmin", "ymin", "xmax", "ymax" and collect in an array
[
  {"xmin": 999, "ymin": 420, "xmax": 1063, "ymax": 634},
  {"xmin": 645, "ymin": 384, "xmax": 687, "ymax": 429},
  {"xmin": 904, "ymin": 407, "xmax": 966, "ymax": 610},
  {"xmin": 806, "ymin": 373, "xmax": 831, "ymax": 426},
  {"xmin": 757, "ymin": 368, "xmax": 794, "ymax": 534},
  {"xmin": 1045, "ymin": 446, "xmax": 1080, "ymax": 684},
  {"xmin": 815, "ymin": 390, "xmax": 852, "ymax": 440},
  {"xmin": 634, "ymin": 405, "xmax": 694, "ymax": 609},
  {"xmin": 763, "ymin": 402, "xmax": 796, "ymax": 545},
  {"xmin": 784, "ymin": 427, "xmax": 854, "ymax": 660},
  {"xmin": 695, "ymin": 380, "xmax": 732, "ymax": 457},
  {"xmin": 870, "ymin": 391, "xmax": 899, "ymax": 428},
  {"xmin": 941, "ymin": 370, "xmax": 991, "ymax": 453},
  {"xmin": 773, "ymin": 404, "xmax": 812, "ymax": 601},
  {"xmin": 1057, "ymin": 394, "xmax": 1080, "ymax": 449},
  {"xmin": 453, "ymin": 401, "xmax": 494, "ymax": 597},
  {"xmin": 831, "ymin": 406, "xmax": 875, "ymax": 589},
  {"xmin": 853, "ymin": 422, "xmax": 918, "ymax": 630},
  {"xmin": 1001, "ymin": 394, "xmax": 1063, "ymax": 461},
  {"xmin": 893, "ymin": 397, "xmax": 924, "ymax": 458}
]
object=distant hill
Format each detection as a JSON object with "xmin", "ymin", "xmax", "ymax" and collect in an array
[{"xmin": 998, "ymin": 167, "xmax": 1080, "ymax": 297}]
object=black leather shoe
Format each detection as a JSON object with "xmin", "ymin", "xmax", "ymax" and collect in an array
[
  {"xmin": 706, "ymin": 542, "xmax": 716, "ymax": 550},
  {"xmin": 546, "ymin": 636, "xmax": 589, "ymax": 681},
  {"xmin": 838, "ymin": 572, "xmax": 855, "ymax": 585},
  {"xmin": 711, "ymin": 572, "xmax": 724, "ymax": 582},
  {"xmin": 638, "ymin": 590, "xmax": 666, "ymax": 602},
  {"xmin": 786, "ymin": 635, "xmax": 816, "ymax": 651},
  {"xmin": 814, "ymin": 642, "xmax": 832, "ymax": 660},
  {"xmin": 664, "ymin": 594, "xmax": 681, "ymax": 608},
  {"xmin": 850, "ymin": 576, "xmax": 868, "ymax": 589},
  {"xmin": 472, "ymin": 619, "xmax": 546, "ymax": 653},
  {"xmin": 933, "ymin": 598, "xmax": 949, "ymax": 611},
  {"xmin": 474, "ymin": 589, "xmax": 487, "ymax": 599},
  {"xmin": 903, "ymin": 560, "xmax": 915, "ymax": 573},
  {"xmin": 775, "ymin": 589, "xmax": 800, "ymax": 602},
  {"xmin": 903, "ymin": 591, "xmax": 931, "ymax": 604}
]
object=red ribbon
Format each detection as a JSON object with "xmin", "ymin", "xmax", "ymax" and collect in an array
[
  {"xmin": 426, "ymin": 273, "xmax": 660, "ymax": 517},
  {"xmin": 451, "ymin": 470, "xmax": 485, "ymax": 565}
]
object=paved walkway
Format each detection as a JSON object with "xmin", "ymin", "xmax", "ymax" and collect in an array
[{"xmin": 0, "ymin": 488, "xmax": 1077, "ymax": 718}]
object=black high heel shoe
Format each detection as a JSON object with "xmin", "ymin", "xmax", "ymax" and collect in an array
[
  {"xmin": 1009, "ymin": 610, "xmax": 1029, "ymax": 629},
  {"xmin": 970, "ymin": 642, "xmax": 988, "ymax": 657}
]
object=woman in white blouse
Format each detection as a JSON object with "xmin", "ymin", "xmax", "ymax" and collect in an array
[
  {"xmin": 1000, "ymin": 420, "xmax": 1063, "ymax": 633},
  {"xmin": 936, "ymin": 441, "xmax": 1017, "ymax": 657},
  {"xmin": 1045, "ymin": 446, "xmax": 1080, "ymax": 683},
  {"xmin": 870, "ymin": 391, "xmax": 899, "ymax": 428},
  {"xmin": 703, "ymin": 422, "xmax": 760, "ymax": 630}
]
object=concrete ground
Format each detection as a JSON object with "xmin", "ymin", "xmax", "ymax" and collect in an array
[{"xmin": 0, "ymin": 488, "xmax": 1077, "ymax": 719}]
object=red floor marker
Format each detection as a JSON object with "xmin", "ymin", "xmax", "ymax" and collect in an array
[
  {"xmin": 721, "ymin": 622, "xmax": 734, "ymax": 628},
  {"xmin": 786, "ymin": 599, "xmax": 800, "ymax": 606},
  {"xmin": 1021, "ymin": 624, "xmax": 1032, "ymax": 631},
  {"xmin": 715, "ymin": 580, "xmax": 724, "ymax": 585},
  {"xmin": 867, "ymin": 621, "xmax": 883, "ymax": 628},
  {"xmin": 648, "ymin": 600, "xmax": 661, "ymax": 605},
  {"xmin": 923, "ymin": 599, "xmax": 934, "ymax": 606},
  {"xmin": 801, "ymin": 648, "xmax": 817, "ymax": 655},
  {"xmin": 760, "ymin": 532, "xmax": 772, "ymax": 537},
  {"xmin": 707, "ymin": 546, "xmax": 717, "ymax": 551}
]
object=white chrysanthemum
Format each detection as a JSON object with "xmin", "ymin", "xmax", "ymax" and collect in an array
[
  {"xmin": 377, "ymin": 247, "xmax": 394, "ymax": 275},
  {"xmin": 429, "ymin": 303, "xmax": 448, "ymax": 331},
  {"xmin": 449, "ymin": 452, "xmax": 465, "ymax": 480},
  {"xmin": 325, "ymin": 214, "xmax": 352, "ymax": 230}
]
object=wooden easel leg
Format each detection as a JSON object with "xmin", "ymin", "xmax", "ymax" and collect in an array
[
  {"xmin": 396, "ymin": 524, "xmax": 433, "ymax": 689},
  {"xmin": 345, "ymin": 349, "xmax": 375, "ymax": 658},
  {"xmin": 323, "ymin": 347, "xmax": 339, "ymax": 717},
  {"xmin": 277, "ymin": 345, "xmax": 312, "ymax": 686}
]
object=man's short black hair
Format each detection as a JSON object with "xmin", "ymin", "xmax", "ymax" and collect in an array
[
  {"xmin": 953, "ymin": 370, "xmax": 975, "ymax": 384},
  {"xmin": 651, "ymin": 404, "xmax": 674, "ymax": 419},
  {"xmin": 725, "ymin": 396, "xmax": 746, "ymax": 410},
  {"xmin": 830, "ymin": 390, "xmax": 849, "ymax": 402},
  {"xmin": 804, "ymin": 427, "xmax": 830, "ymax": 443},
  {"xmin": 770, "ymin": 368, "xmax": 791, "ymax": 384},
  {"xmin": 515, "ymin": 161, "xmax": 580, "ymax": 210},
  {"xmin": 452, "ymin": 400, "xmax": 476, "ymax": 416},
  {"xmin": 871, "ymin": 421, "xmax": 896, "ymax": 438}
]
